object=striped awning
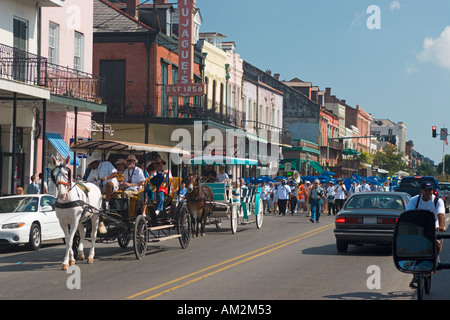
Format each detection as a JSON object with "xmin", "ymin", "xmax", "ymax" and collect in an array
[{"xmin": 46, "ymin": 132, "xmax": 80, "ymax": 166}]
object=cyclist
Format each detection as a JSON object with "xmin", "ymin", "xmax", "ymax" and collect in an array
[{"xmin": 406, "ymin": 181, "xmax": 446, "ymax": 288}]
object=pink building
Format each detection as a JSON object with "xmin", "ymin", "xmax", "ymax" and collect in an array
[{"xmin": 38, "ymin": 0, "xmax": 103, "ymax": 188}]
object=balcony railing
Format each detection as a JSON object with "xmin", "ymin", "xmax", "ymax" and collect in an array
[
  {"xmin": 47, "ymin": 63, "xmax": 102, "ymax": 103},
  {"xmin": 0, "ymin": 43, "xmax": 101, "ymax": 102},
  {"xmin": 0, "ymin": 43, "xmax": 47, "ymax": 87},
  {"xmin": 243, "ymin": 120, "xmax": 291, "ymax": 146}
]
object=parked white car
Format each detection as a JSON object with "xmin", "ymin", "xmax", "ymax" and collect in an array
[{"xmin": 0, "ymin": 195, "xmax": 65, "ymax": 250}]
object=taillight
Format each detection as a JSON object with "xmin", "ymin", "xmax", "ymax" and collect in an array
[
  {"xmin": 377, "ymin": 217, "xmax": 398, "ymax": 224},
  {"xmin": 336, "ymin": 217, "xmax": 363, "ymax": 224}
]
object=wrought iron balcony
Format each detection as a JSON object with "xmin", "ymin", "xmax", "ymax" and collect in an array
[
  {"xmin": 242, "ymin": 120, "xmax": 291, "ymax": 146},
  {"xmin": 0, "ymin": 43, "xmax": 101, "ymax": 103},
  {"xmin": 0, "ymin": 43, "xmax": 47, "ymax": 87}
]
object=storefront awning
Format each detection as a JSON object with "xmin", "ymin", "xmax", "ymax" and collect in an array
[
  {"xmin": 309, "ymin": 161, "xmax": 324, "ymax": 174},
  {"xmin": 46, "ymin": 132, "xmax": 80, "ymax": 166}
]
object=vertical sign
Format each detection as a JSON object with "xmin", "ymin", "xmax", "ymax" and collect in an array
[
  {"xmin": 165, "ymin": 0, "xmax": 205, "ymax": 97},
  {"xmin": 440, "ymin": 128, "xmax": 448, "ymax": 141}
]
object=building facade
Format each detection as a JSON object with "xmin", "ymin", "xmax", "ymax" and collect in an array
[{"xmin": 0, "ymin": 0, "xmax": 104, "ymax": 195}]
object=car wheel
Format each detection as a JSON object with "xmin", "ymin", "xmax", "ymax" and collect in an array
[
  {"xmin": 336, "ymin": 240, "xmax": 348, "ymax": 253},
  {"xmin": 27, "ymin": 223, "xmax": 42, "ymax": 251}
]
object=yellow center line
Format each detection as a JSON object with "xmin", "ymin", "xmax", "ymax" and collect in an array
[{"xmin": 125, "ymin": 223, "xmax": 334, "ymax": 300}]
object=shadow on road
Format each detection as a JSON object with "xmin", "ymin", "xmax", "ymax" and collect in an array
[{"xmin": 323, "ymin": 291, "xmax": 413, "ymax": 300}]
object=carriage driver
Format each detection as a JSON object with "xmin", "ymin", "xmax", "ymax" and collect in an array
[{"xmin": 86, "ymin": 159, "xmax": 119, "ymax": 210}]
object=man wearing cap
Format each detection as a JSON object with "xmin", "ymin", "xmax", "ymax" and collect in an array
[
  {"xmin": 406, "ymin": 181, "xmax": 446, "ymax": 288},
  {"xmin": 87, "ymin": 159, "xmax": 118, "ymax": 210},
  {"xmin": 406, "ymin": 182, "xmax": 445, "ymax": 231}
]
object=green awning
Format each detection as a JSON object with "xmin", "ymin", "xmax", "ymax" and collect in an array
[
  {"xmin": 309, "ymin": 161, "xmax": 323, "ymax": 173},
  {"xmin": 343, "ymin": 148, "xmax": 359, "ymax": 155}
]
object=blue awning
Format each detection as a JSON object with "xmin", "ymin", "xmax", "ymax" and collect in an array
[{"xmin": 46, "ymin": 132, "xmax": 80, "ymax": 166}]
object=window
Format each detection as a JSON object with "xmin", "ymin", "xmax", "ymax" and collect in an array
[
  {"xmin": 13, "ymin": 18, "xmax": 27, "ymax": 51},
  {"xmin": 48, "ymin": 22, "xmax": 59, "ymax": 64},
  {"xmin": 160, "ymin": 62, "xmax": 168, "ymax": 117},
  {"xmin": 74, "ymin": 32, "xmax": 84, "ymax": 71}
]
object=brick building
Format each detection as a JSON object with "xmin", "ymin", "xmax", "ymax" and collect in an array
[{"xmin": 92, "ymin": 0, "xmax": 205, "ymax": 150}]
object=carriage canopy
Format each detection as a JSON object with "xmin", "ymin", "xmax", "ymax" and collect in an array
[
  {"xmin": 71, "ymin": 139, "xmax": 190, "ymax": 156},
  {"xmin": 190, "ymin": 155, "xmax": 259, "ymax": 166}
]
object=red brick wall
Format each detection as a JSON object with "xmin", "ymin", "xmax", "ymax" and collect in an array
[{"xmin": 93, "ymin": 39, "xmax": 202, "ymax": 116}]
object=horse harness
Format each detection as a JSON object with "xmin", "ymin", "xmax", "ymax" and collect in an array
[{"xmin": 52, "ymin": 164, "xmax": 97, "ymax": 220}]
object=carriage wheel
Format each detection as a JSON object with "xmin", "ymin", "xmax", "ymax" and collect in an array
[
  {"xmin": 176, "ymin": 202, "xmax": 191, "ymax": 249},
  {"xmin": 117, "ymin": 232, "xmax": 130, "ymax": 248},
  {"xmin": 256, "ymin": 198, "xmax": 264, "ymax": 229},
  {"xmin": 133, "ymin": 215, "xmax": 148, "ymax": 260},
  {"xmin": 230, "ymin": 204, "xmax": 238, "ymax": 234}
]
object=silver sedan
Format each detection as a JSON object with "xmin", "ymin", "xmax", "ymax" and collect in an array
[{"xmin": 334, "ymin": 192, "xmax": 411, "ymax": 253}]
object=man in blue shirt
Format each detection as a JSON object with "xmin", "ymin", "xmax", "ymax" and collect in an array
[{"xmin": 27, "ymin": 175, "xmax": 40, "ymax": 194}]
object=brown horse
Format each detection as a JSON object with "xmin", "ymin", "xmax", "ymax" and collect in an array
[{"xmin": 185, "ymin": 171, "xmax": 214, "ymax": 237}]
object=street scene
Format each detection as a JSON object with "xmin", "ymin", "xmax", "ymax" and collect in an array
[{"xmin": 1, "ymin": 0, "xmax": 450, "ymax": 305}]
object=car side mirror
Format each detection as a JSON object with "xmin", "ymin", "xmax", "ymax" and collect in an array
[
  {"xmin": 41, "ymin": 205, "xmax": 54, "ymax": 212},
  {"xmin": 393, "ymin": 210, "xmax": 437, "ymax": 274}
]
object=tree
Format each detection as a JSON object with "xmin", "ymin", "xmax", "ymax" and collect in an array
[
  {"xmin": 437, "ymin": 154, "xmax": 450, "ymax": 175},
  {"xmin": 417, "ymin": 162, "xmax": 437, "ymax": 176},
  {"xmin": 373, "ymin": 144, "xmax": 408, "ymax": 175}
]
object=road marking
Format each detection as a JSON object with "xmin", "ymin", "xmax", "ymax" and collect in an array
[{"xmin": 125, "ymin": 223, "xmax": 334, "ymax": 300}]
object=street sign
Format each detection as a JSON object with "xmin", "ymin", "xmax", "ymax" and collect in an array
[{"xmin": 441, "ymin": 128, "xmax": 448, "ymax": 141}]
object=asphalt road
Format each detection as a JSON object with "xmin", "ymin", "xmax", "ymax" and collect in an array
[{"xmin": 2, "ymin": 212, "xmax": 447, "ymax": 301}]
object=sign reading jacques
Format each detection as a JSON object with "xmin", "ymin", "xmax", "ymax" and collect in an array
[{"xmin": 165, "ymin": 0, "xmax": 205, "ymax": 97}]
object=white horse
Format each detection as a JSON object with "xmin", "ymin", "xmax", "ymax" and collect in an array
[{"xmin": 51, "ymin": 155, "xmax": 103, "ymax": 270}]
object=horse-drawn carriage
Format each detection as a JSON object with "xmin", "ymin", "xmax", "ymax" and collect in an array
[
  {"xmin": 59, "ymin": 140, "xmax": 191, "ymax": 264},
  {"xmin": 188, "ymin": 155, "xmax": 264, "ymax": 235}
]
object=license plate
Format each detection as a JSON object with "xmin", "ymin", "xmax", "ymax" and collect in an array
[{"xmin": 364, "ymin": 217, "xmax": 377, "ymax": 224}]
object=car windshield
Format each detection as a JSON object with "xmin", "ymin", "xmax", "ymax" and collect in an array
[
  {"xmin": 0, "ymin": 197, "xmax": 39, "ymax": 213},
  {"xmin": 439, "ymin": 184, "xmax": 450, "ymax": 191},
  {"xmin": 345, "ymin": 195, "xmax": 405, "ymax": 210}
]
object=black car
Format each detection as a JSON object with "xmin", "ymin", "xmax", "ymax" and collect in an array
[{"xmin": 334, "ymin": 192, "xmax": 411, "ymax": 253}]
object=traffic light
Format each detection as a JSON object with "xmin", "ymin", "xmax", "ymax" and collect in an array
[{"xmin": 432, "ymin": 126, "xmax": 437, "ymax": 138}]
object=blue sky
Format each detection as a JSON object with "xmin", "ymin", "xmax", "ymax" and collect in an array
[{"xmin": 195, "ymin": 0, "xmax": 450, "ymax": 164}]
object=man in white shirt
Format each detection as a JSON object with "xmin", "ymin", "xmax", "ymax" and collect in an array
[
  {"xmin": 359, "ymin": 179, "xmax": 371, "ymax": 192},
  {"xmin": 276, "ymin": 179, "xmax": 291, "ymax": 215},
  {"xmin": 334, "ymin": 180, "xmax": 347, "ymax": 212},
  {"xmin": 217, "ymin": 166, "xmax": 230, "ymax": 185},
  {"xmin": 406, "ymin": 182, "xmax": 445, "ymax": 230},
  {"xmin": 87, "ymin": 160, "xmax": 119, "ymax": 209},
  {"xmin": 122, "ymin": 154, "xmax": 146, "ymax": 209},
  {"xmin": 406, "ymin": 182, "xmax": 445, "ymax": 288}
]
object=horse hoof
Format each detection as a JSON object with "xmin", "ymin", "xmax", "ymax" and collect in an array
[
  {"xmin": 201, "ymin": 233, "xmax": 206, "ymax": 237},
  {"xmin": 62, "ymin": 264, "xmax": 69, "ymax": 270},
  {"xmin": 79, "ymin": 255, "xmax": 85, "ymax": 261},
  {"xmin": 69, "ymin": 260, "xmax": 76, "ymax": 266},
  {"xmin": 87, "ymin": 258, "xmax": 94, "ymax": 264}
]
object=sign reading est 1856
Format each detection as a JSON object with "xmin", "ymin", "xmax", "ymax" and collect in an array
[{"xmin": 165, "ymin": 0, "xmax": 205, "ymax": 97}]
